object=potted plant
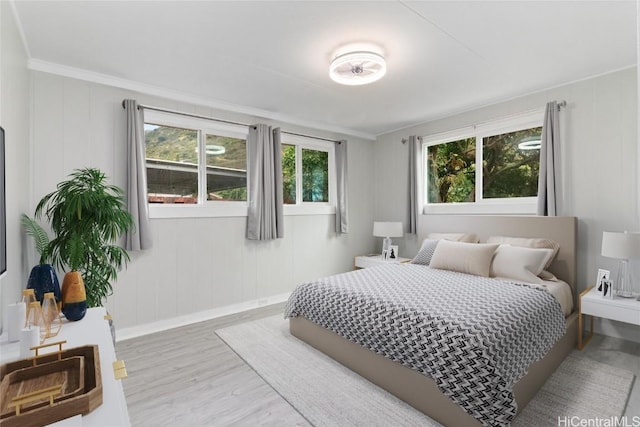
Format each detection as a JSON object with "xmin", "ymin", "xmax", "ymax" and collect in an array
[{"xmin": 26, "ymin": 168, "xmax": 133, "ymax": 318}]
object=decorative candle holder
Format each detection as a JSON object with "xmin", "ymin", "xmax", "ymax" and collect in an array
[
  {"xmin": 21, "ymin": 289, "xmax": 38, "ymax": 328},
  {"xmin": 42, "ymin": 292, "xmax": 63, "ymax": 339},
  {"xmin": 25, "ymin": 301, "xmax": 47, "ymax": 344}
]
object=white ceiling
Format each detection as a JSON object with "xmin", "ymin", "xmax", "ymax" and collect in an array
[{"xmin": 11, "ymin": 1, "xmax": 638, "ymax": 139}]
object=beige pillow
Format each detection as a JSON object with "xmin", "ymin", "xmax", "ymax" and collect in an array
[
  {"xmin": 429, "ymin": 240, "xmax": 499, "ymax": 277},
  {"xmin": 490, "ymin": 245, "xmax": 554, "ymax": 284},
  {"xmin": 486, "ymin": 236, "xmax": 559, "ymax": 269},
  {"xmin": 427, "ymin": 233, "xmax": 479, "ymax": 243}
]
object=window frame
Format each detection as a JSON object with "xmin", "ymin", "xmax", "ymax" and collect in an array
[
  {"xmin": 421, "ymin": 109, "xmax": 544, "ymax": 215},
  {"xmin": 281, "ymin": 133, "xmax": 336, "ymax": 216},
  {"xmin": 144, "ymin": 110, "xmax": 336, "ymax": 219}
]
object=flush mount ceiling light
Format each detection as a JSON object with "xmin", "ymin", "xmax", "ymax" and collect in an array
[
  {"xmin": 329, "ymin": 50, "xmax": 386, "ymax": 86},
  {"xmin": 518, "ymin": 137, "xmax": 542, "ymax": 150}
]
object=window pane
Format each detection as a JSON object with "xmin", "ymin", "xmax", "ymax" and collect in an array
[
  {"xmin": 282, "ymin": 144, "xmax": 296, "ymax": 204},
  {"xmin": 482, "ymin": 127, "xmax": 541, "ymax": 199},
  {"xmin": 302, "ymin": 149, "xmax": 328, "ymax": 202},
  {"xmin": 205, "ymin": 135, "xmax": 247, "ymax": 201},
  {"xmin": 145, "ymin": 124, "xmax": 198, "ymax": 204},
  {"xmin": 426, "ymin": 138, "xmax": 476, "ymax": 203}
]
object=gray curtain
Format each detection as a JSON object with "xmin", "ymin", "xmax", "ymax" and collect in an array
[
  {"xmin": 408, "ymin": 135, "xmax": 421, "ymax": 234},
  {"xmin": 247, "ymin": 124, "xmax": 284, "ymax": 240},
  {"xmin": 335, "ymin": 140, "xmax": 348, "ymax": 233},
  {"xmin": 537, "ymin": 101, "xmax": 561, "ymax": 216},
  {"xmin": 124, "ymin": 99, "xmax": 153, "ymax": 250}
]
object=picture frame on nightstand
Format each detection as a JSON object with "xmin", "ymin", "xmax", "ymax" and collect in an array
[
  {"xmin": 385, "ymin": 245, "xmax": 399, "ymax": 260},
  {"xmin": 595, "ymin": 268, "xmax": 610, "ymax": 296}
]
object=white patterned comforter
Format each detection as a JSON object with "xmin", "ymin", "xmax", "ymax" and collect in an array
[{"xmin": 284, "ymin": 264, "xmax": 566, "ymax": 427}]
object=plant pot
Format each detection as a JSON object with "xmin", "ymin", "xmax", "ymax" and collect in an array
[
  {"xmin": 61, "ymin": 271, "xmax": 87, "ymax": 321},
  {"xmin": 26, "ymin": 264, "xmax": 61, "ymax": 305}
]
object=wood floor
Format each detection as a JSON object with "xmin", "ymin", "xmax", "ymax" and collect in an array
[
  {"xmin": 116, "ymin": 303, "xmax": 640, "ymax": 426},
  {"xmin": 115, "ymin": 303, "xmax": 309, "ymax": 426}
]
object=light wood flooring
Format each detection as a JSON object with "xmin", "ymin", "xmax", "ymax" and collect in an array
[{"xmin": 116, "ymin": 304, "xmax": 640, "ymax": 426}]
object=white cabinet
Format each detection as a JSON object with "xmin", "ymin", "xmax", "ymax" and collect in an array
[
  {"xmin": 578, "ymin": 286, "xmax": 640, "ymax": 349},
  {"xmin": 0, "ymin": 307, "xmax": 130, "ymax": 426}
]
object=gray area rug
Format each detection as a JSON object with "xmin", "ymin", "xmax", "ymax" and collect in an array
[{"xmin": 216, "ymin": 316, "xmax": 634, "ymax": 427}]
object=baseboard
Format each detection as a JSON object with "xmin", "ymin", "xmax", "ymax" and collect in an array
[
  {"xmin": 115, "ymin": 292, "xmax": 291, "ymax": 342},
  {"xmin": 594, "ymin": 318, "xmax": 640, "ymax": 344}
]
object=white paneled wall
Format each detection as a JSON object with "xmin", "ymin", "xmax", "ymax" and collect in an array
[
  {"xmin": 0, "ymin": 2, "xmax": 31, "ymax": 328},
  {"xmin": 374, "ymin": 67, "xmax": 639, "ymax": 342},
  {"xmin": 27, "ymin": 72, "xmax": 376, "ymax": 332}
]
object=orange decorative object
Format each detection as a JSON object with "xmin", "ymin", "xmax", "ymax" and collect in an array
[{"xmin": 61, "ymin": 271, "xmax": 87, "ymax": 321}]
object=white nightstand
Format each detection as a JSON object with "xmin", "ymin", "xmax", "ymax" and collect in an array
[
  {"xmin": 354, "ymin": 254, "xmax": 411, "ymax": 269},
  {"xmin": 578, "ymin": 286, "xmax": 640, "ymax": 350}
]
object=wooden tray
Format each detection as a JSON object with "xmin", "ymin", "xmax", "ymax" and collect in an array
[{"xmin": 0, "ymin": 345, "xmax": 102, "ymax": 427}]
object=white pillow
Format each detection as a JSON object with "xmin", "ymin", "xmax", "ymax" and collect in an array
[
  {"xmin": 490, "ymin": 245, "xmax": 555, "ymax": 284},
  {"xmin": 429, "ymin": 240, "xmax": 499, "ymax": 277},
  {"xmin": 427, "ymin": 233, "xmax": 479, "ymax": 243},
  {"xmin": 486, "ymin": 236, "xmax": 559, "ymax": 269}
]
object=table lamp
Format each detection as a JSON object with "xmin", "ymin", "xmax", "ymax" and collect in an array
[
  {"xmin": 601, "ymin": 231, "xmax": 640, "ymax": 298},
  {"xmin": 373, "ymin": 221, "xmax": 403, "ymax": 256}
]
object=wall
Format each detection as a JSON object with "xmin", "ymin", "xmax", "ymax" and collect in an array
[
  {"xmin": 27, "ymin": 71, "xmax": 376, "ymax": 336},
  {"xmin": 374, "ymin": 67, "xmax": 639, "ymax": 342},
  {"xmin": 0, "ymin": 2, "xmax": 31, "ymax": 330}
]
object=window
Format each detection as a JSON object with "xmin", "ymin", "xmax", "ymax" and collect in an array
[
  {"xmin": 144, "ymin": 110, "xmax": 248, "ymax": 217},
  {"xmin": 422, "ymin": 110, "xmax": 543, "ymax": 214},
  {"xmin": 281, "ymin": 134, "xmax": 335, "ymax": 214},
  {"xmin": 143, "ymin": 109, "xmax": 335, "ymax": 218}
]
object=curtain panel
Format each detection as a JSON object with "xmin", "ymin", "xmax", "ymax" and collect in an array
[
  {"xmin": 247, "ymin": 124, "xmax": 284, "ymax": 240},
  {"xmin": 408, "ymin": 135, "xmax": 421, "ymax": 234},
  {"xmin": 537, "ymin": 101, "xmax": 561, "ymax": 216},
  {"xmin": 335, "ymin": 140, "xmax": 349, "ymax": 233},
  {"xmin": 124, "ymin": 99, "xmax": 153, "ymax": 250}
]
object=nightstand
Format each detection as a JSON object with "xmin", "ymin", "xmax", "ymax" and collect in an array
[
  {"xmin": 354, "ymin": 254, "xmax": 411, "ymax": 269},
  {"xmin": 578, "ymin": 286, "xmax": 640, "ymax": 350}
]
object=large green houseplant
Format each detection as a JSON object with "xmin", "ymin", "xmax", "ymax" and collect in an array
[{"xmin": 27, "ymin": 168, "xmax": 134, "ymax": 308}]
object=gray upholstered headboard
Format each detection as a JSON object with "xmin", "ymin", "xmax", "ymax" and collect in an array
[{"xmin": 417, "ymin": 215, "xmax": 577, "ymax": 303}]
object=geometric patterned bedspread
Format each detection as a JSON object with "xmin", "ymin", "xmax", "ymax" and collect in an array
[{"xmin": 284, "ymin": 264, "xmax": 566, "ymax": 427}]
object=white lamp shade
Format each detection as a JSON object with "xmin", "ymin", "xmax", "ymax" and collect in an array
[
  {"xmin": 373, "ymin": 221, "xmax": 403, "ymax": 238},
  {"xmin": 601, "ymin": 231, "xmax": 640, "ymax": 260}
]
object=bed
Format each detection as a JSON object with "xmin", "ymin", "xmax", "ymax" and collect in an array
[{"xmin": 286, "ymin": 215, "xmax": 577, "ymax": 427}]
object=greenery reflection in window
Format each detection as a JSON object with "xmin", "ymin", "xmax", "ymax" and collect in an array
[
  {"xmin": 425, "ymin": 126, "xmax": 542, "ymax": 204},
  {"xmin": 282, "ymin": 145, "xmax": 330, "ymax": 204},
  {"xmin": 427, "ymin": 138, "xmax": 476, "ymax": 203},
  {"xmin": 145, "ymin": 124, "xmax": 199, "ymax": 204},
  {"xmin": 205, "ymin": 134, "xmax": 247, "ymax": 201},
  {"xmin": 482, "ymin": 127, "xmax": 541, "ymax": 199},
  {"xmin": 302, "ymin": 149, "xmax": 328, "ymax": 202}
]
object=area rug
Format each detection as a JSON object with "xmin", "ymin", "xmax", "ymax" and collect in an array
[{"xmin": 216, "ymin": 316, "xmax": 635, "ymax": 427}]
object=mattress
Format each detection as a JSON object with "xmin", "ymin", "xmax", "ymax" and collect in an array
[{"xmin": 285, "ymin": 264, "xmax": 567, "ymax": 427}]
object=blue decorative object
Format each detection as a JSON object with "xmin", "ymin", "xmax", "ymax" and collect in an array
[{"xmin": 27, "ymin": 264, "xmax": 61, "ymax": 304}]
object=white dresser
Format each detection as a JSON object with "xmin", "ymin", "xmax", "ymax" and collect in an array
[{"xmin": 0, "ymin": 307, "xmax": 130, "ymax": 426}]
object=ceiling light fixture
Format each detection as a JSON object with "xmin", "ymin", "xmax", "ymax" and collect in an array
[
  {"xmin": 329, "ymin": 51, "xmax": 386, "ymax": 86},
  {"xmin": 518, "ymin": 137, "xmax": 542, "ymax": 150}
]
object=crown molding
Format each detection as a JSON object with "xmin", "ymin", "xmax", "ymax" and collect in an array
[{"xmin": 27, "ymin": 59, "xmax": 376, "ymax": 141}]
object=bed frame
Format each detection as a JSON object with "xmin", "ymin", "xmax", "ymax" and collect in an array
[{"xmin": 289, "ymin": 215, "xmax": 578, "ymax": 426}]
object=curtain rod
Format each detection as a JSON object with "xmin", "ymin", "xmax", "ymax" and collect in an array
[
  {"xmin": 121, "ymin": 101, "xmax": 340, "ymax": 143},
  {"xmin": 401, "ymin": 100, "xmax": 567, "ymax": 144}
]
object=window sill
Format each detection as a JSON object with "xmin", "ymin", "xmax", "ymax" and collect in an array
[
  {"xmin": 149, "ymin": 203, "xmax": 336, "ymax": 219},
  {"xmin": 422, "ymin": 199, "xmax": 537, "ymax": 215}
]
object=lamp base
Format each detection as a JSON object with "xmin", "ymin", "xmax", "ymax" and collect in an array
[
  {"xmin": 615, "ymin": 259, "xmax": 637, "ymax": 298},
  {"xmin": 381, "ymin": 237, "xmax": 391, "ymax": 256}
]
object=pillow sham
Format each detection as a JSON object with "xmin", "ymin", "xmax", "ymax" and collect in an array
[
  {"xmin": 486, "ymin": 236, "xmax": 559, "ymax": 269},
  {"xmin": 490, "ymin": 245, "xmax": 555, "ymax": 284},
  {"xmin": 429, "ymin": 240, "xmax": 499, "ymax": 277},
  {"xmin": 427, "ymin": 232, "xmax": 479, "ymax": 243},
  {"xmin": 410, "ymin": 239, "xmax": 439, "ymax": 265}
]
